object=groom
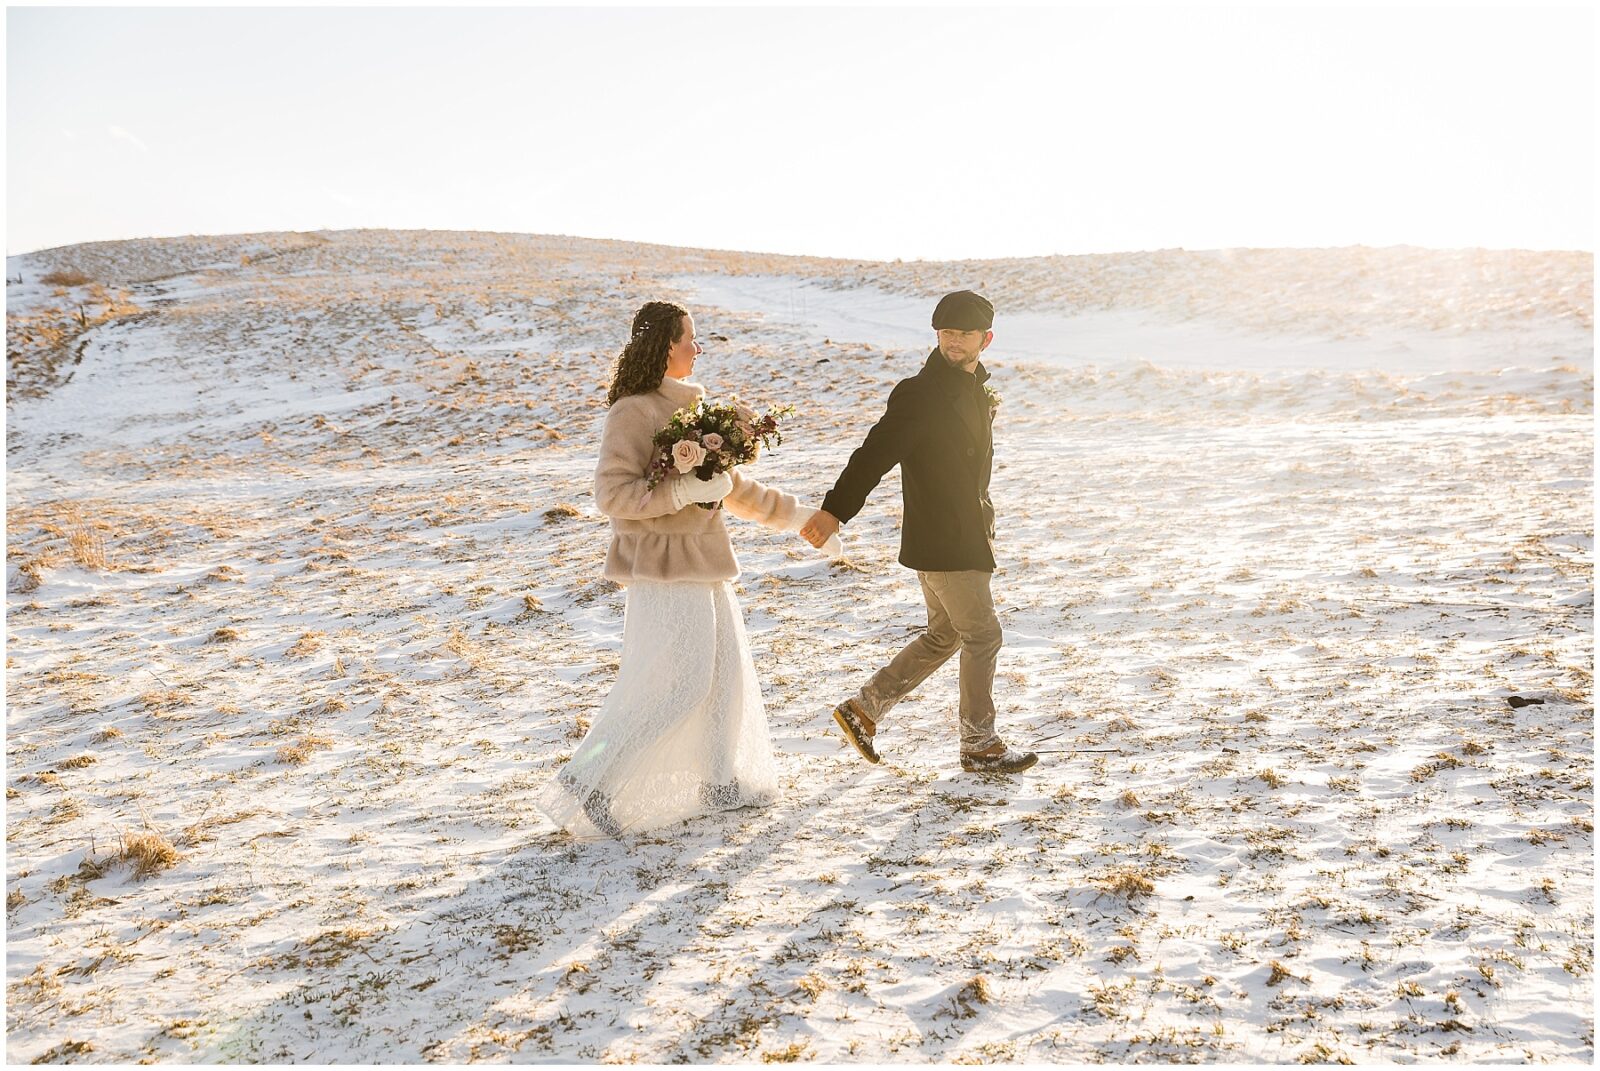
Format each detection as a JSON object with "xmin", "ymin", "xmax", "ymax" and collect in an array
[{"xmin": 800, "ymin": 290, "xmax": 1038, "ymax": 775}]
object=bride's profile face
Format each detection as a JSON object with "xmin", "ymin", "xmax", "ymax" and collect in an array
[{"xmin": 665, "ymin": 314, "xmax": 701, "ymax": 379}]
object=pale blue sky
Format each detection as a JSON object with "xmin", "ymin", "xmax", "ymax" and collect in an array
[{"xmin": 7, "ymin": 5, "xmax": 1594, "ymax": 259}]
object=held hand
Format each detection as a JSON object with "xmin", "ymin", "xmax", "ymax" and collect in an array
[
  {"xmin": 671, "ymin": 470, "xmax": 735, "ymax": 511},
  {"xmin": 798, "ymin": 508, "xmax": 840, "ymax": 549}
]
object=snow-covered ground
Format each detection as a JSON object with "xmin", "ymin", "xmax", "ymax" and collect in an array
[
  {"xmin": 5, "ymin": 231, "xmax": 1593, "ymax": 1063},
  {"xmin": 675, "ymin": 271, "xmax": 1594, "ymax": 375}
]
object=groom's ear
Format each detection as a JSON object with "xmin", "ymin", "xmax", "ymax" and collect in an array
[{"xmin": 981, "ymin": 330, "xmax": 994, "ymax": 351}]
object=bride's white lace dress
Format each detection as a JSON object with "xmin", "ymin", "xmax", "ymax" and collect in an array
[{"xmin": 537, "ymin": 577, "xmax": 778, "ymax": 837}]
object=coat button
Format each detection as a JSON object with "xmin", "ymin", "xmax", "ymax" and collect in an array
[{"xmin": 966, "ymin": 447, "xmax": 975, "ymax": 457}]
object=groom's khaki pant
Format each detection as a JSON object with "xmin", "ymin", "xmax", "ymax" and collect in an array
[{"xmin": 855, "ymin": 569, "xmax": 1003, "ymax": 754}]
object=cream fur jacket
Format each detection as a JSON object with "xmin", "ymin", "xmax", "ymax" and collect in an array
[{"xmin": 595, "ymin": 376, "xmax": 801, "ymax": 585}]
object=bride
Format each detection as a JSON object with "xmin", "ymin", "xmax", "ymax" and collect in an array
[{"xmin": 537, "ymin": 300, "xmax": 835, "ymax": 838}]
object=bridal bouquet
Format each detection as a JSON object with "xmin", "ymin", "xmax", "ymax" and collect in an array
[{"xmin": 645, "ymin": 397, "xmax": 795, "ymax": 510}]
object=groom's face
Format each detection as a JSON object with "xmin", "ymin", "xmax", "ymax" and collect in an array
[{"xmin": 937, "ymin": 327, "xmax": 992, "ymax": 366}]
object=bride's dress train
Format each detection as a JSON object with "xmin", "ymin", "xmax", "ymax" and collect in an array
[{"xmin": 537, "ymin": 578, "xmax": 779, "ymax": 838}]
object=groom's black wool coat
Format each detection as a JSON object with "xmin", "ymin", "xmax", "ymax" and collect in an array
[{"xmin": 822, "ymin": 348, "xmax": 996, "ymax": 573}]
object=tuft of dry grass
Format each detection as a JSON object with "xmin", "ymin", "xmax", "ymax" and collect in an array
[
  {"xmin": 57, "ymin": 753, "xmax": 97, "ymax": 770},
  {"xmin": 543, "ymin": 503, "xmax": 582, "ymax": 524},
  {"xmin": 10, "ymin": 558, "xmax": 47, "ymax": 593},
  {"xmin": 1412, "ymin": 752, "xmax": 1465, "ymax": 782},
  {"xmin": 795, "ymin": 974, "xmax": 827, "ymax": 999},
  {"xmin": 442, "ymin": 625, "xmax": 475, "ymax": 658},
  {"xmin": 1094, "ymin": 867, "xmax": 1156, "ymax": 902},
  {"xmin": 1266, "ymin": 960, "xmax": 1301, "ymax": 987},
  {"xmin": 31, "ymin": 1039, "xmax": 97, "ymax": 1062},
  {"xmin": 276, "ymin": 734, "xmax": 334, "ymax": 765},
  {"xmin": 114, "ymin": 828, "xmax": 181, "ymax": 879},
  {"xmin": 208, "ymin": 627, "xmax": 242, "ymax": 644},
  {"xmin": 761, "ymin": 1042, "xmax": 811, "ymax": 1063},
  {"xmin": 40, "ymin": 269, "xmax": 93, "ymax": 287},
  {"xmin": 93, "ymin": 727, "xmax": 124, "ymax": 743},
  {"xmin": 178, "ymin": 809, "xmax": 263, "ymax": 848},
  {"xmin": 1298, "ymin": 1042, "xmax": 1353, "ymax": 1065},
  {"xmin": 284, "ymin": 631, "xmax": 325, "ymax": 658},
  {"xmin": 139, "ymin": 690, "xmax": 193, "ymax": 716},
  {"xmin": 66, "ymin": 525, "xmax": 110, "ymax": 571},
  {"xmin": 948, "ymin": 974, "xmax": 994, "ymax": 1019}
]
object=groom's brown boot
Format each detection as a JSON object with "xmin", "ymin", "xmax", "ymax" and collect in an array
[
  {"xmin": 961, "ymin": 742, "xmax": 1039, "ymax": 774},
  {"xmin": 832, "ymin": 698, "xmax": 880, "ymax": 764}
]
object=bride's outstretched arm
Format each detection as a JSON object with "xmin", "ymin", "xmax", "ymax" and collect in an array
[
  {"xmin": 722, "ymin": 467, "xmax": 800, "ymax": 530},
  {"xmin": 725, "ymin": 469, "xmax": 843, "ymax": 556}
]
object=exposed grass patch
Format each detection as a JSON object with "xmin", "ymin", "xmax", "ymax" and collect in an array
[
  {"xmin": 276, "ymin": 734, "xmax": 334, "ymax": 765},
  {"xmin": 1094, "ymin": 867, "xmax": 1156, "ymax": 902},
  {"xmin": 113, "ymin": 828, "xmax": 181, "ymax": 879},
  {"xmin": 40, "ymin": 270, "xmax": 93, "ymax": 287}
]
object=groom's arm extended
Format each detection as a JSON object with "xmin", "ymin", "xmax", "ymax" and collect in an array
[{"xmin": 818, "ymin": 378, "xmax": 928, "ymax": 527}]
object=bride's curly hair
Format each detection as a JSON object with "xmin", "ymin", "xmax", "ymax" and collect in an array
[{"xmin": 606, "ymin": 301, "xmax": 688, "ymax": 406}]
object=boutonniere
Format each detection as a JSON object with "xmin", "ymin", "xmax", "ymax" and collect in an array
[{"xmin": 983, "ymin": 385, "xmax": 1001, "ymax": 416}]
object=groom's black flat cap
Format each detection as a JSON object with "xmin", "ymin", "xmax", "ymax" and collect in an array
[{"xmin": 931, "ymin": 290, "xmax": 994, "ymax": 331}]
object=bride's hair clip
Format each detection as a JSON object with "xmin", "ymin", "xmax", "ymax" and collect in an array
[{"xmin": 632, "ymin": 320, "xmax": 652, "ymax": 337}]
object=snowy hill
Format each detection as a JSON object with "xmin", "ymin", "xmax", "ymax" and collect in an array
[{"xmin": 5, "ymin": 230, "xmax": 1592, "ymax": 1062}]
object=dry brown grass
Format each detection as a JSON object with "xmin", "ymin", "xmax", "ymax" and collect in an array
[
  {"xmin": 208, "ymin": 627, "xmax": 242, "ymax": 644},
  {"xmin": 114, "ymin": 828, "xmax": 181, "ymax": 879},
  {"xmin": 93, "ymin": 727, "xmax": 124, "ymax": 743},
  {"xmin": 139, "ymin": 689, "xmax": 193, "ymax": 715},
  {"xmin": 277, "ymin": 734, "xmax": 334, "ymax": 765},
  {"xmin": 1267, "ymin": 960, "xmax": 1301, "ymax": 986},
  {"xmin": 57, "ymin": 753, "xmax": 97, "ymax": 770},
  {"xmin": 761, "ymin": 1042, "xmax": 811, "ymax": 1063},
  {"xmin": 40, "ymin": 269, "xmax": 93, "ymax": 287},
  {"xmin": 66, "ymin": 525, "xmax": 110, "ymax": 571},
  {"xmin": 543, "ymin": 503, "xmax": 582, "ymax": 524},
  {"xmin": 9, "ymin": 557, "xmax": 49, "ymax": 593},
  {"xmin": 1411, "ymin": 753, "xmax": 1465, "ymax": 782},
  {"xmin": 442, "ymin": 625, "xmax": 475, "ymax": 658},
  {"xmin": 1094, "ymin": 867, "xmax": 1156, "ymax": 902},
  {"xmin": 795, "ymin": 974, "xmax": 827, "ymax": 999},
  {"xmin": 178, "ymin": 809, "xmax": 263, "ymax": 848},
  {"xmin": 284, "ymin": 631, "xmax": 325, "ymax": 658},
  {"xmin": 31, "ymin": 1039, "xmax": 96, "ymax": 1062}
]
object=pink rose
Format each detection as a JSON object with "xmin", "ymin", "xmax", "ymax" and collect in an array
[
  {"xmin": 701, "ymin": 433, "xmax": 724, "ymax": 452},
  {"xmin": 671, "ymin": 439, "xmax": 707, "ymax": 474}
]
